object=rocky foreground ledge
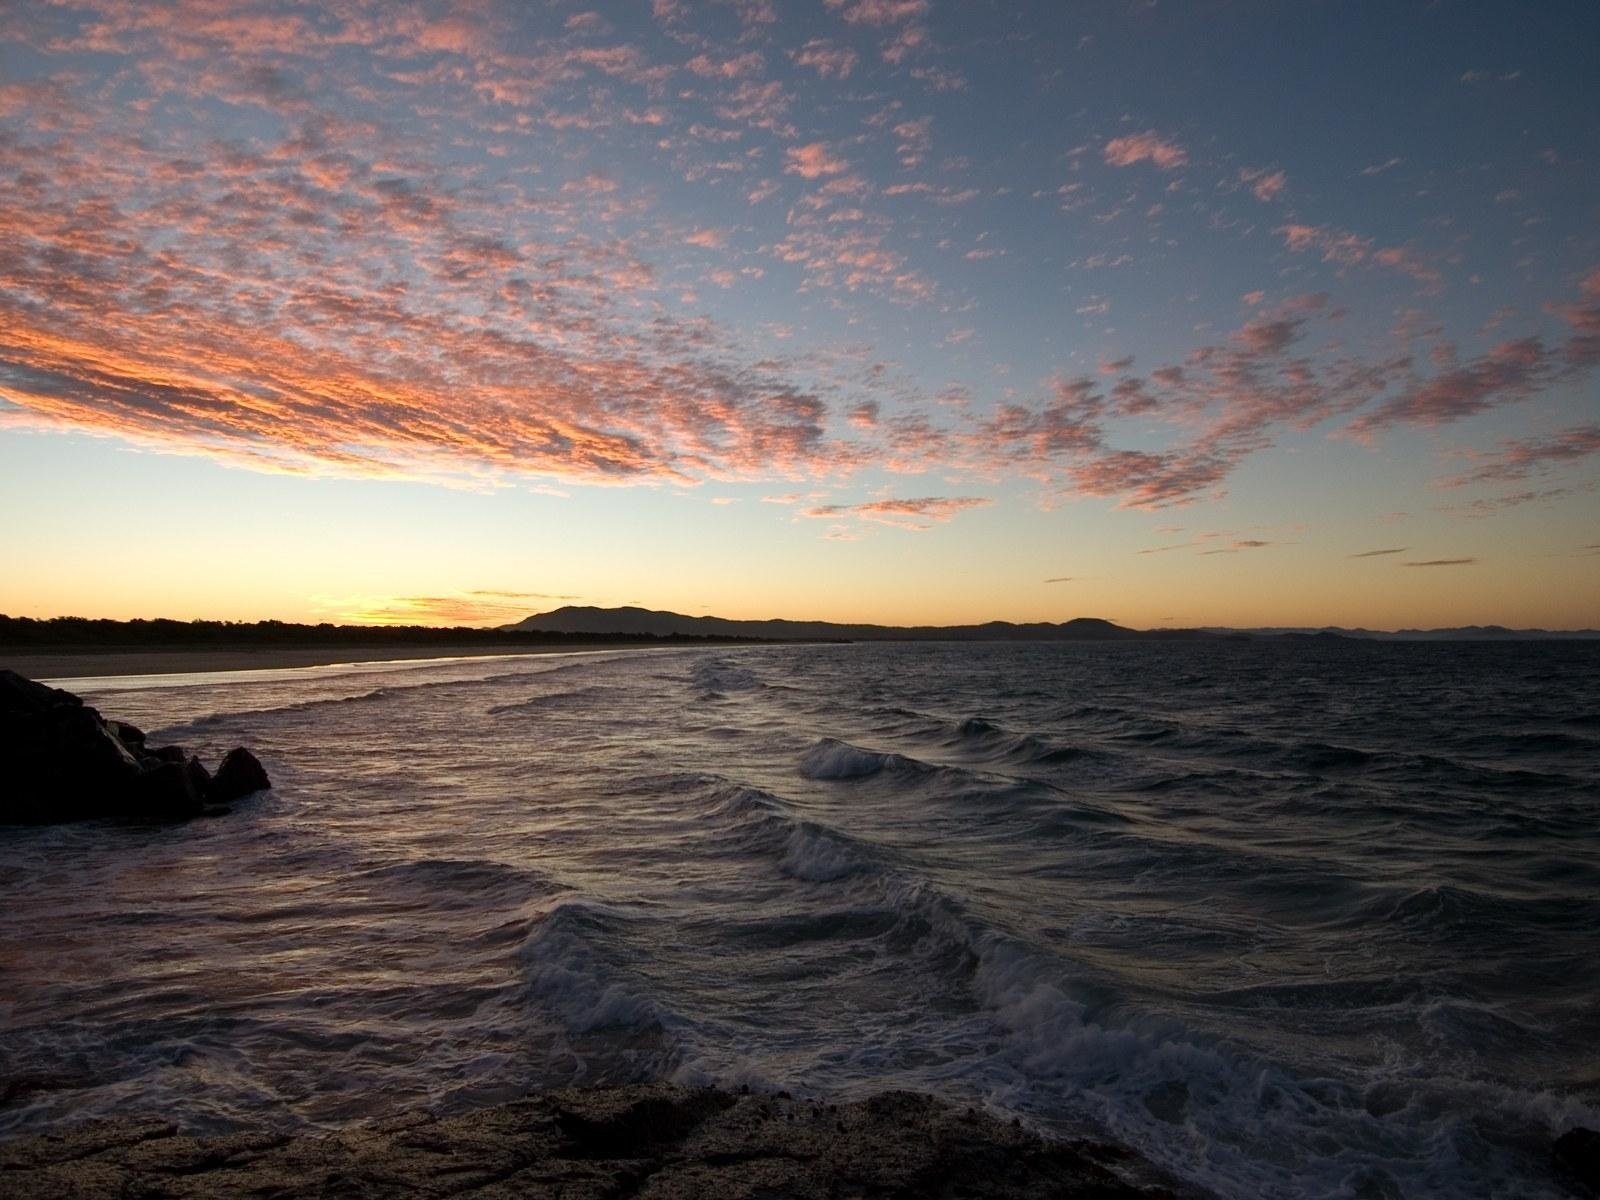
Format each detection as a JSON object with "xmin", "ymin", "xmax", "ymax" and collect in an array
[
  {"xmin": 0, "ymin": 669, "xmax": 269, "ymax": 824},
  {"xmin": 0, "ymin": 1084, "xmax": 1200, "ymax": 1199}
]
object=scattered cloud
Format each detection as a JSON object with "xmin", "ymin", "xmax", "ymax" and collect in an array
[
  {"xmin": 1103, "ymin": 131, "xmax": 1188, "ymax": 171},
  {"xmin": 1239, "ymin": 167, "xmax": 1287, "ymax": 201},
  {"xmin": 1438, "ymin": 424, "xmax": 1600, "ymax": 487},
  {"xmin": 792, "ymin": 40, "xmax": 858, "ymax": 79},
  {"xmin": 1198, "ymin": 538, "xmax": 1277, "ymax": 555},
  {"xmin": 825, "ymin": 0, "xmax": 928, "ymax": 25},
  {"xmin": 0, "ymin": 0, "xmax": 1591, "ymax": 565},
  {"xmin": 1404, "ymin": 558, "xmax": 1477, "ymax": 567},
  {"xmin": 785, "ymin": 141, "xmax": 850, "ymax": 178},
  {"xmin": 1348, "ymin": 547, "xmax": 1408, "ymax": 558},
  {"xmin": 1346, "ymin": 337, "xmax": 1551, "ymax": 439},
  {"xmin": 800, "ymin": 495, "xmax": 990, "ymax": 529}
]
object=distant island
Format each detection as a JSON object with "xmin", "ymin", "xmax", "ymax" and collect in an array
[{"xmin": 505, "ymin": 605, "xmax": 1600, "ymax": 642}]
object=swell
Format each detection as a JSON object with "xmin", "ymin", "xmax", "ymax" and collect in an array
[
  {"xmin": 148, "ymin": 657, "xmax": 641, "ymax": 737},
  {"xmin": 693, "ymin": 777, "xmax": 894, "ymax": 883}
]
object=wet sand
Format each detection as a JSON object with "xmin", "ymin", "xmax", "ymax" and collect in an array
[{"xmin": 0, "ymin": 642, "xmax": 643, "ymax": 682}]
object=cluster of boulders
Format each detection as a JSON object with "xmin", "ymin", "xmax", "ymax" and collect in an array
[{"xmin": 0, "ymin": 669, "xmax": 270, "ymax": 825}]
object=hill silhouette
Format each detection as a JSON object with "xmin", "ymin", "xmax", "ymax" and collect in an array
[{"xmin": 504, "ymin": 605, "xmax": 1192, "ymax": 642}]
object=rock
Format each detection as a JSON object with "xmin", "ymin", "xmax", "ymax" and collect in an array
[
  {"xmin": 0, "ymin": 688, "xmax": 141, "ymax": 824},
  {"xmin": 0, "ymin": 669, "xmax": 265, "ymax": 825},
  {"xmin": 106, "ymin": 720, "xmax": 146, "ymax": 752},
  {"xmin": 0, "ymin": 669, "xmax": 83, "ymax": 718},
  {"xmin": 128, "ymin": 760, "xmax": 205, "ymax": 822},
  {"xmin": 1555, "ymin": 1127, "xmax": 1600, "ymax": 1195},
  {"xmin": 208, "ymin": 747, "xmax": 271, "ymax": 803},
  {"xmin": 185, "ymin": 755, "xmax": 212, "ymax": 796},
  {"xmin": 0, "ymin": 1084, "xmax": 1199, "ymax": 1198}
]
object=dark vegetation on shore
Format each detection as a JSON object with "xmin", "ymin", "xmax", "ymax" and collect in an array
[{"xmin": 0, "ymin": 614, "xmax": 779, "ymax": 653}]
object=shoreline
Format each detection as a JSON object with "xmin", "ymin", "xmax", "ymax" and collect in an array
[
  {"xmin": 0, "ymin": 1082, "xmax": 1198, "ymax": 1198},
  {"xmin": 0, "ymin": 642, "xmax": 689, "ymax": 683}
]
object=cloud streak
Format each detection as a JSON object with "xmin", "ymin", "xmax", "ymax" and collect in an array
[{"xmin": 800, "ymin": 495, "xmax": 991, "ymax": 529}]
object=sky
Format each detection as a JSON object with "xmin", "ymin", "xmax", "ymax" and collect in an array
[{"xmin": 1, "ymin": 0, "xmax": 1597, "ymax": 631}]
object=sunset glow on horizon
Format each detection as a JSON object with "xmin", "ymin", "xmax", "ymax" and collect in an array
[{"xmin": 2, "ymin": 1, "xmax": 1597, "ymax": 630}]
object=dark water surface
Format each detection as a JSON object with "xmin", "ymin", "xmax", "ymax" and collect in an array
[{"xmin": 2, "ymin": 641, "xmax": 1596, "ymax": 1197}]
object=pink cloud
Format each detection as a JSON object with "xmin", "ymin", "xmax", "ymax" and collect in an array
[
  {"xmin": 784, "ymin": 141, "xmax": 849, "ymax": 179},
  {"xmin": 1549, "ymin": 266, "xmax": 1600, "ymax": 366},
  {"xmin": 1345, "ymin": 337, "xmax": 1552, "ymax": 439},
  {"xmin": 1278, "ymin": 223, "xmax": 1370, "ymax": 265},
  {"xmin": 1372, "ymin": 246, "xmax": 1442, "ymax": 288},
  {"xmin": 1240, "ymin": 167, "xmax": 1287, "ymax": 201},
  {"xmin": 825, "ymin": 0, "xmax": 928, "ymax": 24},
  {"xmin": 847, "ymin": 401, "xmax": 880, "ymax": 429},
  {"xmin": 792, "ymin": 40, "xmax": 858, "ymax": 79},
  {"xmin": 1438, "ymin": 424, "xmax": 1600, "ymax": 487},
  {"xmin": 685, "ymin": 51, "xmax": 764, "ymax": 79},
  {"xmin": 1103, "ymin": 131, "xmax": 1188, "ymax": 171},
  {"xmin": 1279, "ymin": 225, "xmax": 1441, "ymax": 287},
  {"xmin": 801, "ymin": 495, "xmax": 990, "ymax": 529}
]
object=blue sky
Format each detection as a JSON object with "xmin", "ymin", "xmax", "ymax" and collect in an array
[{"xmin": 1, "ymin": 0, "xmax": 1596, "ymax": 628}]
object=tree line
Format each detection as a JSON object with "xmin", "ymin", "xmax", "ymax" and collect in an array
[{"xmin": 0, "ymin": 615, "xmax": 765, "ymax": 648}]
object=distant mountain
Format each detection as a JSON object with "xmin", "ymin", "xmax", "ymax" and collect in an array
[
  {"xmin": 506, "ymin": 606, "xmax": 1600, "ymax": 642},
  {"xmin": 505, "ymin": 606, "xmax": 1198, "ymax": 641}
]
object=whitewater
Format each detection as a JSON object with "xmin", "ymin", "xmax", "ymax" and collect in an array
[{"xmin": 1, "ymin": 640, "xmax": 1596, "ymax": 1197}]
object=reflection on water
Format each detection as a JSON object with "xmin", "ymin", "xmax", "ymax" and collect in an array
[{"xmin": 3, "ymin": 640, "xmax": 1598, "ymax": 1198}]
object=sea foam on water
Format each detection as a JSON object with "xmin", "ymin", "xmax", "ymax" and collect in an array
[{"xmin": 2, "ymin": 640, "xmax": 1597, "ymax": 1198}]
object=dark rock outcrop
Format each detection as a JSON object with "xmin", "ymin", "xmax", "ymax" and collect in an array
[
  {"xmin": 1556, "ymin": 1127, "xmax": 1600, "ymax": 1195},
  {"xmin": 0, "ymin": 669, "xmax": 269, "ymax": 825},
  {"xmin": 0, "ymin": 1084, "xmax": 1199, "ymax": 1199},
  {"xmin": 208, "ymin": 747, "xmax": 271, "ymax": 804}
]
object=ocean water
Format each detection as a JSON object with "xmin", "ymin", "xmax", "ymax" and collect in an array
[{"xmin": 1, "ymin": 640, "xmax": 1597, "ymax": 1197}]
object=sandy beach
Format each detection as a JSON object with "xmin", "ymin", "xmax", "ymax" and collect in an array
[{"xmin": 0, "ymin": 643, "xmax": 637, "ymax": 683}]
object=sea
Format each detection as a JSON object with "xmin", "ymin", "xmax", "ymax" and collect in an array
[{"xmin": 1, "ymin": 640, "xmax": 1596, "ymax": 1198}]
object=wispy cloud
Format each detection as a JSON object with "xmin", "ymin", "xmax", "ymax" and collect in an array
[
  {"xmin": 800, "ymin": 495, "xmax": 991, "ymax": 529},
  {"xmin": 1438, "ymin": 424, "xmax": 1600, "ymax": 487},
  {"xmin": 1103, "ymin": 131, "xmax": 1188, "ymax": 170},
  {"xmin": 825, "ymin": 0, "xmax": 927, "ymax": 24}
]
